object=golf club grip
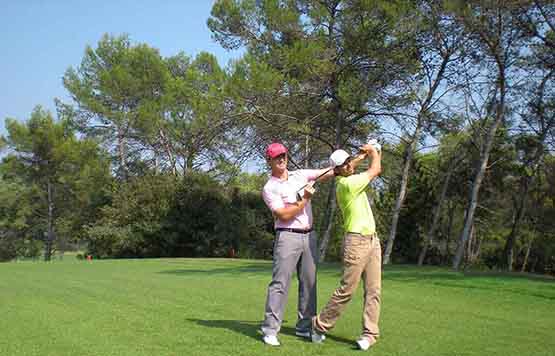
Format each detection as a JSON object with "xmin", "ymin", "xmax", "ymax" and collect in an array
[{"xmin": 295, "ymin": 168, "xmax": 333, "ymax": 199}]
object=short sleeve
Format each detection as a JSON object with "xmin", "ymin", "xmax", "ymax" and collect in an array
[
  {"xmin": 298, "ymin": 169, "xmax": 327, "ymax": 181},
  {"xmin": 262, "ymin": 186, "xmax": 285, "ymax": 212},
  {"xmin": 342, "ymin": 173, "xmax": 370, "ymax": 196}
]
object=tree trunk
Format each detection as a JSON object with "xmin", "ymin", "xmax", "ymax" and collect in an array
[
  {"xmin": 466, "ymin": 222, "xmax": 474, "ymax": 265},
  {"xmin": 453, "ymin": 143, "xmax": 494, "ymax": 269},
  {"xmin": 304, "ymin": 134, "xmax": 310, "ymax": 168},
  {"xmin": 117, "ymin": 125, "xmax": 128, "ymax": 179},
  {"xmin": 319, "ymin": 107, "xmax": 342, "ymax": 262},
  {"xmin": 383, "ymin": 125, "xmax": 421, "ymax": 265},
  {"xmin": 443, "ymin": 200, "xmax": 455, "ymax": 264},
  {"xmin": 154, "ymin": 154, "xmax": 160, "ymax": 174},
  {"xmin": 504, "ymin": 134, "xmax": 550, "ymax": 270},
  {"xmin": 418, "ymin": 157, "xmax": 458, "ymax": 266},
  {"xmin": 318, "ymin": 3, "xmax": 344, "ymax": 262},
  {"xmin": 467, "ymin": 223, "xmax": 482, "ymax": 264},
  {"xmin": 159, "ymin": 128, "xmax": 176, "ymax": 175},
  {"xmin": 505, "ymin": 70, "xmax": 555, "ymax": 270},
  {"xmin": 383, "ymin": 48, "xmax": 451, "ymax": 265},
  {"xmin": 503, "ymin": 177, "xmax": 529, "ymax": 271},
  {"xmin": 530, "ymin": 257, "xmax": 538, "ymax": 273},
  {"xmin": 473, "ymin": 233, "xmax": 482, "ymax": 263},
  {"xmin": 521, "ymin": 239, "xmax": 532, "ymax": 272},
  {"xmin": 318, "ymin": 181, "xmax": 337, "ymax": 262},
  {"xmin": 185, "ymin": 152, "xmax": 195, "ymax": 172},
  {"xmin": 453, "ymin": 70, "xmax": 506, "ymax": 270},
  {"xmin": 44, "ymin": 180, "xmax": 55, "ymax": 262}
]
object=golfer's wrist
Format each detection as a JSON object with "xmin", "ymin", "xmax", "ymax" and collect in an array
[{"xmin": 352, "ymin": 154, "xmax": 365, "ymax": 167}]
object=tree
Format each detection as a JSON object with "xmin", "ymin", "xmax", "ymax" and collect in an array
[
  {"xmin": 62, "ymin": 34, "xmax": 169, "ymax": 179},
  {"xmin": 383, "ymin": 1, "xmax": 468, "ymax": 264},
  {"xmin": 0, "ymin": 175, "xmax": 36, "ymax": 261},
  {"xmin": 502, "ymin": 2, "xmax": 555, "ymax": 270},
  {"xmin": 209, "ymin": 0, "xmax": 420, "ymax": 260},
  {"xmin": 62, "ymin": 34, "xmax": 237, "ymax": 178},
  {"xmin": 2, "ymin": 107, "xmax": 110, "ymax": 261},
  {"xmin": 450, "ymin": 0, "xmax": 528, "ymax": 270},
  {"xmin": 417, "ymin": 132, "xmax": 466, "ymax": 265},
  {"xmin": 163, "ymin": 52, "xmax": 238, "ymax": 173}
]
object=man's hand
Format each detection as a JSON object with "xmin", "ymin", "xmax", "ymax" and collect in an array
[
  {"xmin": 362, "ymin": 143, "xmax": 381, "ymax": 181},
  {"xmin": 367, "ymin": 139, "xmax": 381, "ymax": 153},
  {"xmin": 360, "ymin": 143, "xmax": 378, "ymax": 156},
  {"xmin": 276, "ymin": 182, "xmax": 315, "ymax": 221},
  {"xmin": 303, "ymin": 181, "xmax": 316, "ymax": 200}
]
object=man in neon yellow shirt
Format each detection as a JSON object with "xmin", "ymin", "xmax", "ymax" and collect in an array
[{"xmin": 312, "ymin": 142, "xmax": 382, "ymax": 351}]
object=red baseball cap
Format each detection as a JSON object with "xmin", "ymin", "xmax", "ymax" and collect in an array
[{"xmin": 266, "ymin": 142, "xmax": 287, "ymax": 159}]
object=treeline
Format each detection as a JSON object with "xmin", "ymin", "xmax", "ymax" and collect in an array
[{"xmin": 1, "ymin": 0, "xmax": 554, "ymax": 274}]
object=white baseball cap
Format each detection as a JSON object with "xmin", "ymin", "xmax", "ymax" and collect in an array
[{"xmin": 329, "ymin": 149, "xmax": 351, "ymax": 168}]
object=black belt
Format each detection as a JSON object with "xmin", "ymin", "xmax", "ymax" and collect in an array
[
  {"xmin": 276, "ymin": 228, "xmax": 313, "ymax": 234},
  {"xmin": 347, "ymin": 232, "xmax": 377, "ymax": 239}
]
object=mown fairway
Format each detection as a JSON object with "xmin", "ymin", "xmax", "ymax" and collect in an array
[{"xmin": 0, "ymin": 258, "xmax": 553, "ymax": 356}]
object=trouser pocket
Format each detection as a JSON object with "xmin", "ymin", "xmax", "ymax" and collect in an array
[{"xmin": 343, "ymin": 234, "xmax": 365, "ymax": 265}]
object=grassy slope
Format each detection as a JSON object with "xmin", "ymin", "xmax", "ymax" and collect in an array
[{"xmin": 0, "ymin": 259, "xmax": 553, "ymax": 356}]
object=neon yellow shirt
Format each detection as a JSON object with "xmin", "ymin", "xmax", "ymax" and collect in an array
[{"xmin": 336, "ymin": 173, "xmax": 375, "ymax": 235}]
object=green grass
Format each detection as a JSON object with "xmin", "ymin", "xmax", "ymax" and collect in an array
[{"xmin": 1, "ymin": 258, "xmax": 554, "ymax": 356}]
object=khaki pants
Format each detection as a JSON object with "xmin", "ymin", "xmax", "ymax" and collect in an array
[{"xmin": 313, "ymin": 233, "xmax": 381, "ymax": 340}]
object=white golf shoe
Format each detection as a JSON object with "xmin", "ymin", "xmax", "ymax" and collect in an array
[
  {"xmin": 356, "ymin": 337, "xmax": 375, "ymax": 351},
  {"xmin": 311, "ymin": 330, "xmax": 325, "ymax": 343},
  {"xmin": 295, "ymin": 330, "xmax": 311, "ymax": 338},
  {"xmin": 262, "ymin": 334, "xmax": 280, "ymax": 346},
  {"xmin": 296, "ymin": 330, "xmax": 326, "ymax": 340}
]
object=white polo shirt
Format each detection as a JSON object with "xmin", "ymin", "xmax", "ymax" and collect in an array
[{"xmin": 262, "ymin": 169, "xmax": 321, "ymax": 230}]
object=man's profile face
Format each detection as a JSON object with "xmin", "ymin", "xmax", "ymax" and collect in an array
[
  {"xmin": 336, "ymin": 158, "xmax": 355, "ymax": 177},
  {"xmin": 269, "ymin": 153, "xmax": 287, "ymax": 171}
]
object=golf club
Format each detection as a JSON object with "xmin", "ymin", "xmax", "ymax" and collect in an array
[
  {"xmin": 295, "ymin": 167, "xmax": 334, "ymax": 201},
  {"xmin": 294, "ymin": 138, "xmax": 381, "ymax": 201}
]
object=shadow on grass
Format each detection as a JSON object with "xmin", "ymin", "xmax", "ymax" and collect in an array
[
  {"xmin": 159, "ymin": 261, "xmax": 353, "ymax": 279},
  {"xmin": 186, "ymin": 319, "xmax": 260, "ymax": 342},
  {"xmin": 158, "ymin": 263, "xmax": 271, "ymax": 276},
  {"xmin": 186, "ymin": 318, "xmax": 354, "ymax": 346},
  {"xmin": 160, "ymin": 260, "xmax": 554, "ymax": 300}
]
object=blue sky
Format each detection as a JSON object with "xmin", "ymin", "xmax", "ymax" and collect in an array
[{"xmin": 0, "ymin": 0, "xmax": 242, "ymax": 137}]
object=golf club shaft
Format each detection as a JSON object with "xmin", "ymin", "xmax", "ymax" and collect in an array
[{"xmin": 296, "ymin": 167, "xmax": 333, "ymax": 200}]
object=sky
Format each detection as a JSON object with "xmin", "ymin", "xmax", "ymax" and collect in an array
[{"xmin": 0, "ymin": 0, "xmax": 242, "ymax": 137}]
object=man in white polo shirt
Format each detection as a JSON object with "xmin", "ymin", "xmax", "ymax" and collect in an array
[{"xmin": 260, "ymin": 142, "xmax": 334, "ymax": 346}]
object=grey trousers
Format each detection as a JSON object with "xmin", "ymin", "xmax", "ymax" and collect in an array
[{"xmin": 261, "ymin": 230, "xmax": 318, "ymax": 336}]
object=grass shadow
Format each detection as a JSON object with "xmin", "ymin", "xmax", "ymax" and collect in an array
[
  {"xmin": 279, "ymin": 325, "xmax": 354, "ymax": 346},
  {"xmin": 186, "ymin": 319, "xmax": 261, "ymax": 342},
  {"xmin": 159, "ymin": 263, "xmax": 271, "ymax": 276},
  {"xmin": 186, "ymin": 318, "xmax": 355, "ymax": 347},
  {"xmin": 164, "ymin": 260, "xmax": 555, "ymax": 301}
]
